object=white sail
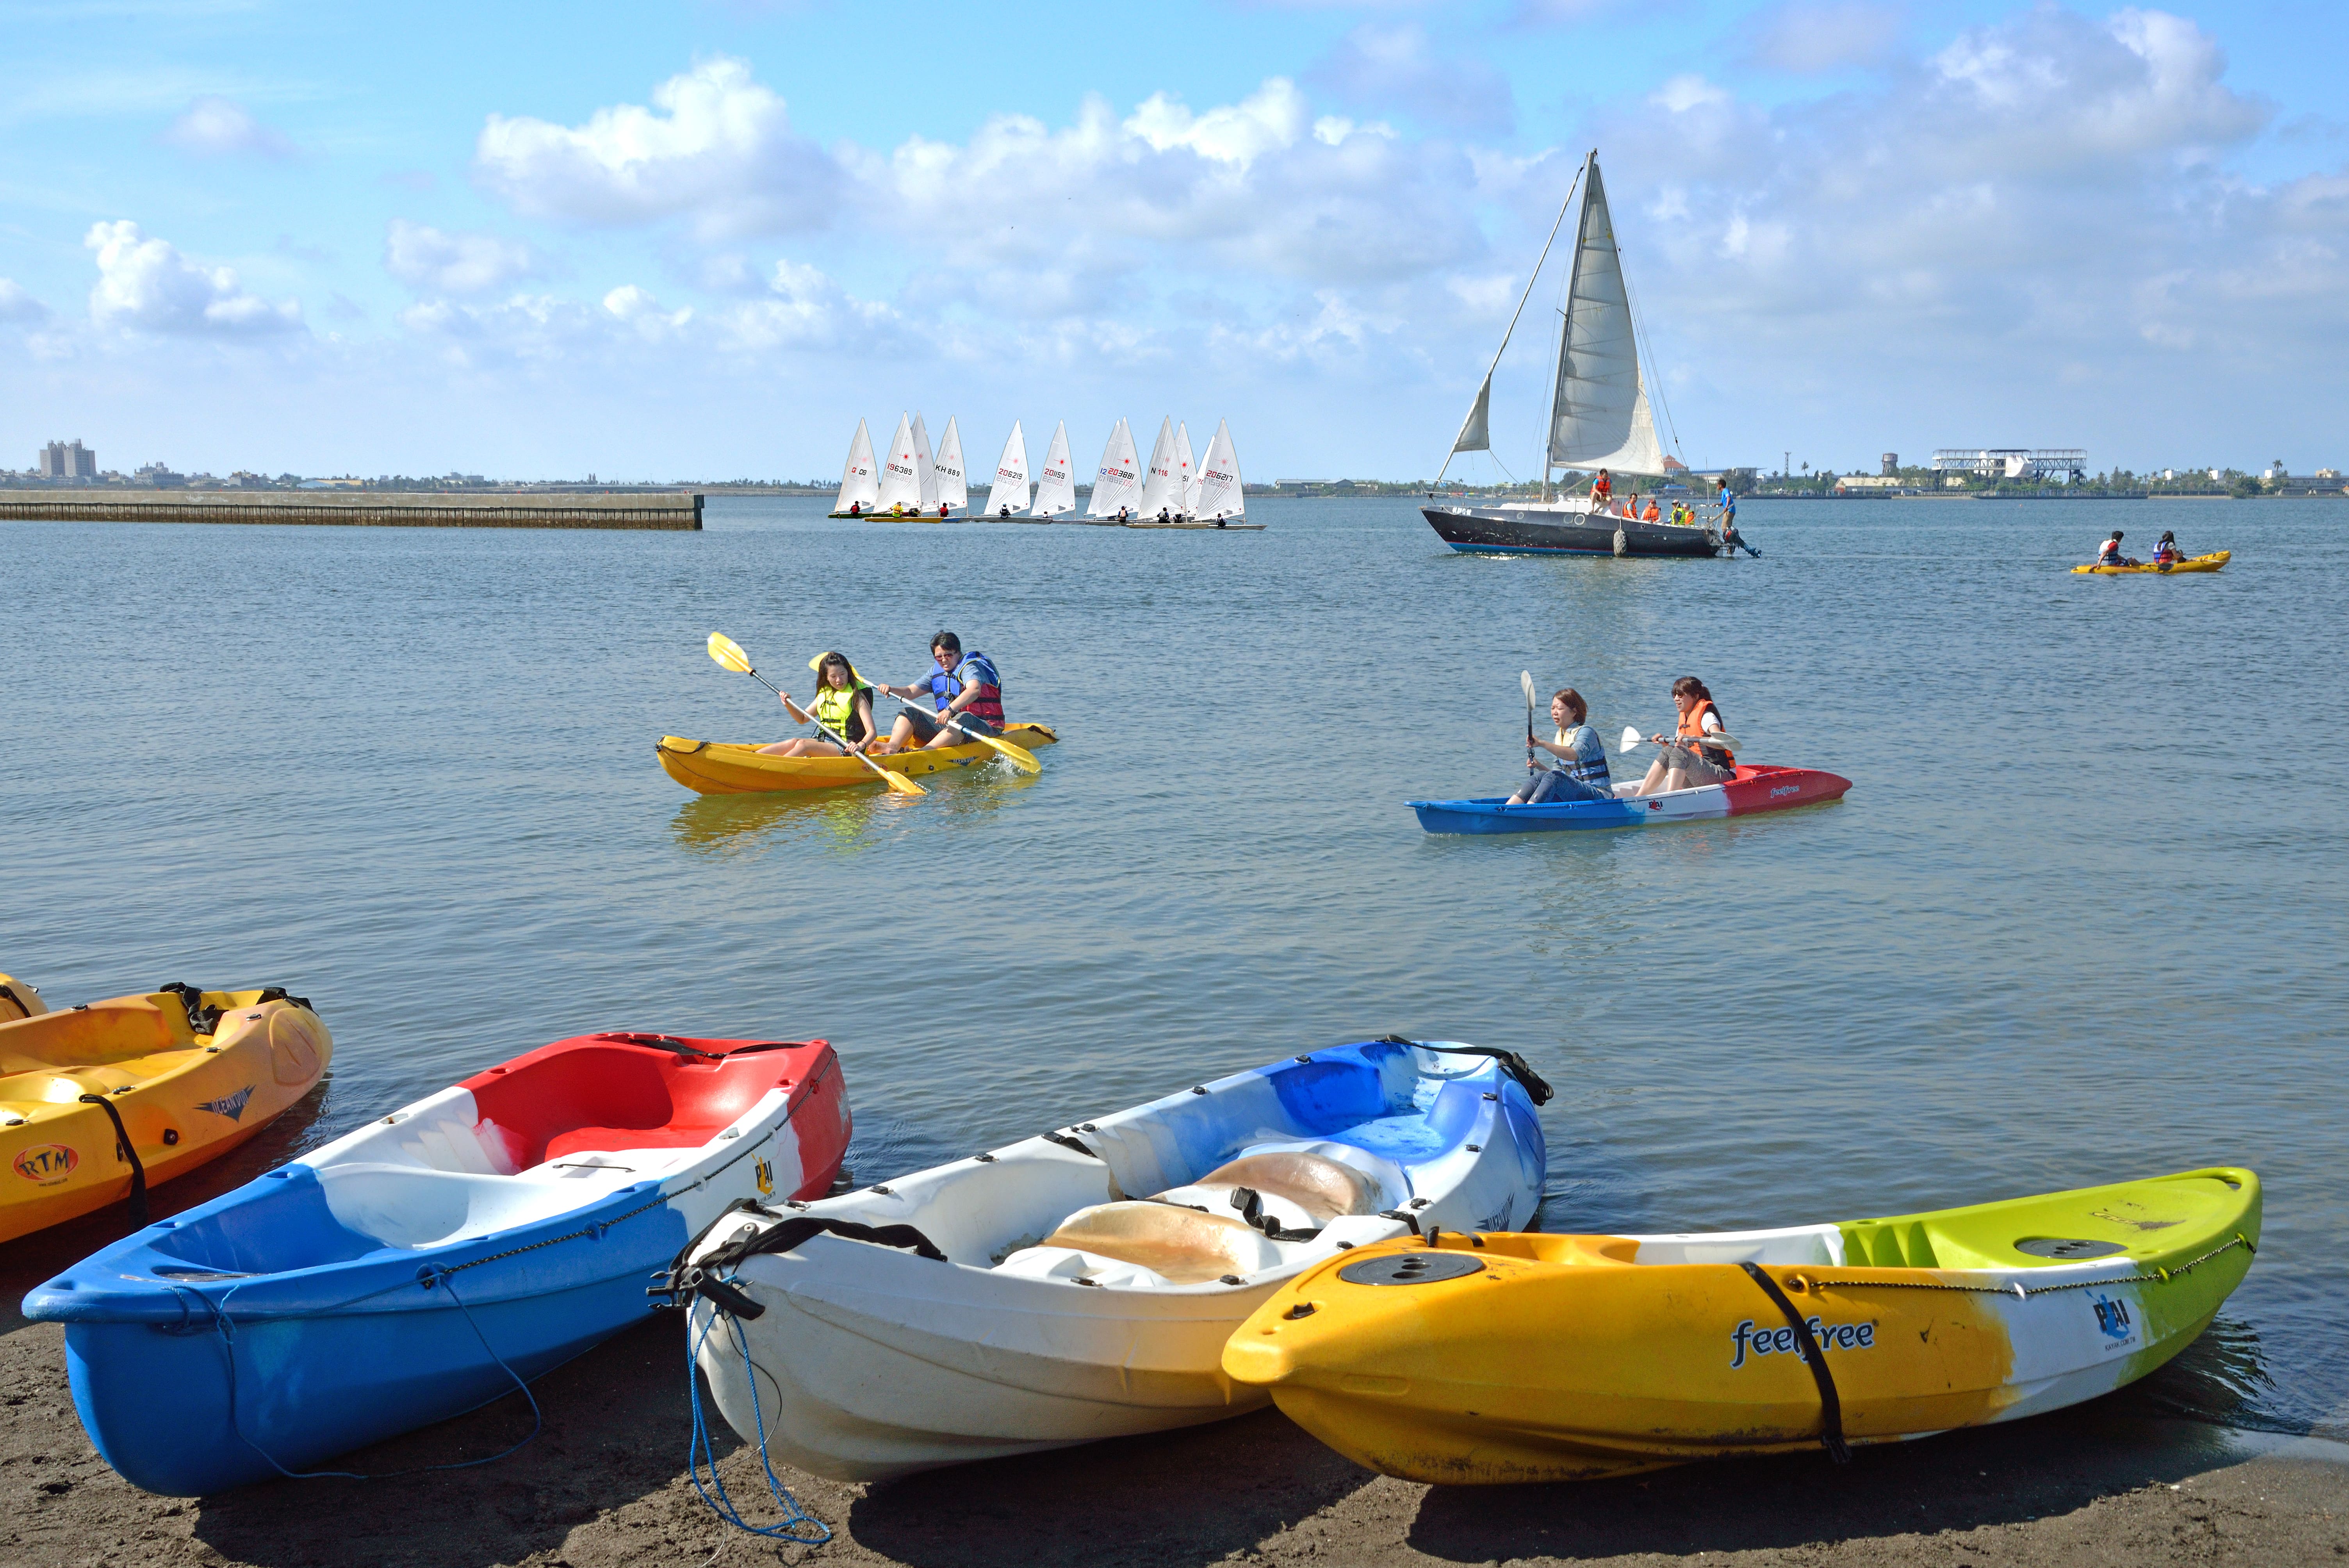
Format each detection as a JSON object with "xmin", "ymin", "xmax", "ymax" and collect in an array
[
  {"xmin": 1087, "ymin": 418, "xmax": 1142, "ymax": 517},
  {"xmin": 934, "ymin": 417, "xmax": 968, "ymax": 513},
  {"xmin": 835, "ymin": 419, "xmax": 880, "ymax": 512},
  {"xmin": 1030, "ymin": 421, "xmax": 1076, "ymax": 516},
  {"xmin": 1548, "ymin": 156, "xmax": 1667, "ymax": 477},
  {"xmin": 982, "ymin": 422, "xmax": 1030, "ymax": 517},
  {"xmin": 1176, "ymin": 422, "xmax": 1201, "ymax": 517},
  {"xmin": 911, "ymin": 414, "xmax": 941, "ymax": 511},
  {"xmin": 875, "ymin": 413, "xmax": 923, "ymax": 511},
  {"xmin": 1137, "ymin": 417, "xmax": 1180, "ymax": 517},
  {"xmin": 1193, "ymin": 419, "xmax": 1244, "ymax": 520},
  {"xmin": 1450, "ymin": 375, "xmax": 1492, "ymax": 456}
]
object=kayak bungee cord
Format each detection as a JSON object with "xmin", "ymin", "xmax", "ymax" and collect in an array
[{"xmin": 685, "ymin": 1303, "xmax": 831, "ymax": 1544}]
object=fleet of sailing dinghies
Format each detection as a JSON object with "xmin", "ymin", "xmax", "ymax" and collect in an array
[
  {"xmin": 831, "ymin": 415, "xmax": 1249, "ymax": 526},
  {"xmin": 25, "ymin": 1030, "xmax": 851, "ymax": 1495},
  {"xmin": 668, "ymin": 1037, "xmax": 1549, "ymax": 1481}
]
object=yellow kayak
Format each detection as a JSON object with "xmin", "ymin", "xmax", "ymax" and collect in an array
[
  {"xmin": 0, "ymin": 984, "xmax": 332, "ymax": 1243},
  {"xmin": 2073, "ymin": 550, "xmax": 2229, "ymax": 574},
  {"xmin": 1226, "ymin": 1167, "xmax": 2258, "ymax": 1484},
  {"xmin": 656, "ymin": 723, "xmax": 1056, "ymax": 795},
  {"xmin": 0, "ymin": 972, "xmax": 45, "ymax": 1023}
]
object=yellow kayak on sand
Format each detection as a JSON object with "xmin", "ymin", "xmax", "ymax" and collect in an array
[
  {"xmin": 656, "ymin": 723, "xmax": 1057, "ymax": 795},
  {"xmin": 1226, "ymin": 1166, "xmax": 2258, "ymax": 1484},
  {"xmin": 0, "ymin": 972, "xmax": 45, "ymax": 1022},
  {"xmin": 0, "ymin": 983, "xmax": 332, "ymax": 1244},
  {"xmin": 2073, "ymin": 551, "xmax": 2229, "ymax": 574}
]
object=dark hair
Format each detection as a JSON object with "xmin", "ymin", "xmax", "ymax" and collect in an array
[
  {"xmin": 2159, "ymin": 531, "xmax": 2175, "ymax": 542},
  {"xmin": 1672, "ymin": 675, "xmax": 1724, "ymax": 727},
  {"xmin": 931, "ymin": 631, "xmax": 961, "ymax": 656},
  {"xmin": 2111, "ymin": 530, "xmax": 2123, "ymax": 541},
  {"xmin": 811, "ymin": 652, "xmax": 868, "ymax": 741},
  {"xmin": 1551, "ymin": 688, "xmax": 1587, "ymax": 725}
]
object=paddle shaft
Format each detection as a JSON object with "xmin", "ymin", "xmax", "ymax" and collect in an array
[
  {"xmin": 749, "ymin": 667, "xmax": 915, "ymax": 790},
  {"xmin": 873, "ymin": 687, "xmax": 1039, "ymax": 772}
]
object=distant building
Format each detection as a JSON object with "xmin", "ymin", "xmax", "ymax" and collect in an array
[
  {"xmin": 2318, "ymin": 468, "xmax": 2340, "ymax": 480},
  {"xmin": 1932, "ymin": 448, "xmax": 2086, "ymax": 483},
  {"xmin": 39, "ymin": 440, "xmax": 97, "ymax": 479},
  {"xmin": 1836, "ymin": 475, "xmax": 1902, "ymax": 491},
  {"xmin": 1881, "ymin": 452, "xmax": 1898, "ymax": 476}
]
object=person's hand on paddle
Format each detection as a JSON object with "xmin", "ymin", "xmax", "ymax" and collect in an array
[{"xmin": 781, "ymin": 691, "xmax": 811, "ymax": 723}]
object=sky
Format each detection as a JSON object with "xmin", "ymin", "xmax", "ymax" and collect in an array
[{"xmin": 2, "ymin": 0, "xmax": 2343, "ymax": 481}]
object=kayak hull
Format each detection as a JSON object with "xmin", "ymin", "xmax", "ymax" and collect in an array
[
  {"xmin": 656, "ymin": 722, "xmax": 1057, "ymax": 794},
  {"xmin": 1424, "ymin": 505, "xmax": 1721, "ymax": 558},
  {"xmin": 23, "ymin": 1030, "xmax": 850, "ymax": 1495},
  {"xmin": 2073, "ymin": 551, "xmax": 2229, "ymax": 575},
  {"xmin": 1411, "ymin": 764, "xmax": 1850, "ymax": 835},
  {"xmin": 1226, "ymin": 1167, "xmax": 2259, "ymax": 1484},
  {"xmin": 0, "ymin": 987, "xmax": 331, "ymax": 1244}
]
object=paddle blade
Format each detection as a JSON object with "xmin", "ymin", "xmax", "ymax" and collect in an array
[
  {"xmin": 1520, "ymin": 671, "xmax": 1538, "ymax": 709},
  {"xmin": 980, "ymin": 733, "xmax": 1042, "ymax": 775},
  {"xmin": 707, "ymin": 633, "xmax": 754, "ymax": 674},
  {"xmin": 1618, "ymin": 725, "xmax": 1644, "ymax": 753},
  {"xmin": 880, "ymin": 766, "xmax": 926, "ymax": 796}
]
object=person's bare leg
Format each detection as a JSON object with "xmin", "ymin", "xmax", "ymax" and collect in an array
[
  {"xmin": 1633, "ymin": 756, "xmax": 1669, "ymax": 796},
  {"xmin": 871, "ymin": 715, "xmax": 919, "ymax": 755},
  {"xmin": 757, "ymin": 738, "xmax": 844, "ymax": 757}
]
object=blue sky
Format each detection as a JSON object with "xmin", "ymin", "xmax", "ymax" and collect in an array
[{"xmin": 3, "ymin": 0, "xmax": 2344, "ymax": 480}]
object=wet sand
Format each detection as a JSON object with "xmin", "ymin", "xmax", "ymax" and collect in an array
[{"xmin": 5, "ymin": 1294, "xmax": 2342, "ymax": 1568}]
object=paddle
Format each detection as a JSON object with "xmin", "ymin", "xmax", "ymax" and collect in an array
[
  {"xmin": 704, "ymin": 633, "xmax": 926, "ymax": 797},
  {"xmin": 866, "ymin": 668, "xmax": 1041, "ymax": 775},
  {"xmin": 1521, "ymin": 672, "xmax": 1541, "ymax": 775}
]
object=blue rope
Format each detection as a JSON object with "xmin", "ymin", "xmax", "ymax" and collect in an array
[{"xmin": 684, "ymin": 1296, "xmax": 831, "ymax": 1544}]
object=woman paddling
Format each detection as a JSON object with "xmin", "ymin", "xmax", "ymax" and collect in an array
[
  {"xmin": 1508, "ymin": 688, "xmax": 1615, "ymax": 806},
  {"xmin": 759, "ymin": 651, "xmax": 877, "ymax": 757},
  {"xmin": 1633, "ymin": 677, "xmax": 1738, "ymax": 795}
]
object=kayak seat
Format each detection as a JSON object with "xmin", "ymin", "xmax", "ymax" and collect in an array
[
  {"xmin": 1035, "ymin": 1202, "xmax": 1284, "ymax": 1285},
  {"xmin": 1182, "ymin": 1151, "xmax": 1382, "ymax": 1225},
  {"xmin": 466, "ymin": 1044, "xmax": 781, "ymax": 1169},
  {"xmin": 542, "ymin": 1124, "xmax": 717, "ymax": 1161}
]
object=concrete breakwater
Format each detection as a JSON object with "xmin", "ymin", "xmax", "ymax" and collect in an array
[{"xmin": 0, "ymin": 489, "xmax": 704, "ymax": 529}]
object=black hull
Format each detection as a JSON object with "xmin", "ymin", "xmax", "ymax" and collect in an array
[{"xmin": 1423, "ymin": 506, "xmax": 1720, "ymax": 558}]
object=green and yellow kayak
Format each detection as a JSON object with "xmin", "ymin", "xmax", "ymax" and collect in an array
[
  {"xmin": 656, "ymin": 723, "xmax": 1057, "ymax": 795},
  {"xmin": 1226, "ymin": 1166, "xmax": 2259, "ymax": 1484},
  {"xmin": 2073, "ymin": 551, "xmax": 2229, "ymax": 574}
]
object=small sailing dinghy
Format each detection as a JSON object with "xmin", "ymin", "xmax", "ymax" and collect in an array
[
  {"xmin": 874, "ymin": 413, "xmax": 927, "ymax": 517},
  {"xmin": 1132, "ymin": 418, "xmax": 1262, "ymax": 529},
  {"xmin": 1081, "ymin": 418, "xmax": 1143, "ymax": 523},
  {"xmin": 667, "ymin": 1036, "xmax": 1548, "ymax": 1481},
  {"xmin": 1137, "ymin": 416, "xmax": 1183, "ymax": 520},
  {"xmin": 829, "ymin": 420, "xmax": 880, "ymax": 517},
  {"xmin": 1227, "ymin": 1167, "xmax": 2260, "ymax": 1484},
  {"xmin": 1425, "ymin": 151, "xmax": 1724, "ymax": 558},
  {"xmin": 26, "ymin": 1030, "xmax": 850, "ymax": 1495},
  {"xmin": 1028, "ymin": 421, "xmax": 1077, "ymax": 519},
  {"xmin": 982, "ymin": 422, "xmax": 1031, "ymax": 517},
  {"xmin": 932, "ymin": 417, "xmax": 968, "ymax": 518},
  {"xmin": 1178, "ymin": 421, "xmax": 1202, "ymax": 517}
]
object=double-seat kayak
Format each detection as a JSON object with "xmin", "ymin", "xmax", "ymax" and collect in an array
[
  {"xmin": 2073, "ymin": 551, "xmax": 2228, "ymax": 575},
  {"xmin": 25, "ymin": 1029, "xmax": 850, "ymax": 1495},
  {"xmin": 665, "ymin": 1035, "xmax": 1549, "ymax": 1481},
  {"xmin": 2, "ymin": 982, "xmax": 331, "ymax": 1244},
  {"xmin": 1226, "ymin": 1166, "xmax": 2259, "ymax": 1484},
  {"xmin": 1412, "ymin": 764, "xmax": 1850, "ymax": 835},
  {"xmin": 656, "ymin": 723, "xmax": 1057, "ymax": 794}
]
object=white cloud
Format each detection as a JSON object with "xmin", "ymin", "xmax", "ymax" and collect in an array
[
  {"xmin": 162, "ymin": 95, "xmax": 293, "ymax": 157},
  {"xmin": 0, "ymin": 279, "xmax": 53, "ymax": 323},
  {"xmin": 602, "ymin": 284, "xmax": 693, "ymax": 340},
  {"xmin": 716, "ymin": 260, "xmax": 901, "ymax": 353},
  {"xmin": 1742, "ymin": 1, "xmax": 1905, "ymax": 74},
  {"xmin": 1123, "ymin": 78, "xmax": 1309, "ymax": 167},
  {"xmin": 383, "ymin": 219, "xmax": 545, "ymax": 294},
  {"xmin": 1307, "ymin": 22, "xmax": 1515, "ymax": 134},
  {"xmin": 85, "ymin": 221, "xmax": 301, "ymax": 335}
]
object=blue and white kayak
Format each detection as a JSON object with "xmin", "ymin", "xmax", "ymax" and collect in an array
[
  {"xmin": 22, "ymin": 1030, "xmax": 850, "ymax": 1496},
  {"xmin": 665, "ymin": 1036, "xmax": 1549, "ymax": 1482},
  {"xmin": 1412, "ymin": 764, "xmax": 1851, "ymax": 835}
]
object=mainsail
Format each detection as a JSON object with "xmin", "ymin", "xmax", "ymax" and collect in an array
[
  {"xmin": 835, "ymin": 419, "xmax": 879, "ymax": 512},
  {"xmin": 1193, "ymin": 419, "xmax": 1243, "ymax": 520},
  {"xmin": 1030, "ymin": 422, "xmax": 1076, "ymax": 516},
  {"xmin": 1137, "ymin": 417, "xmax": 1180, "ymax": 516},
  {"xmin": 1176, "ymin": 421, "xmax": 1201, "ymax": 516},
  {"xmin": 934, "ymin": 417, "xmax": 968, "ymax": 513},
  {"xmin": 1548, "ymin": 156, "xmax": 1666, "ymax": 477},
  {"xmin": 984, "ymin": 422, "xmax": 1030, "ymax": 516},
  {"xmin": 876, "ymin": 413, "xmax": 923, "ymax": 511},
  {"xmin": 911, "ymin": 415, "xmax": 941, "ymax": 511},
  {"xmin": 1087, "ymin": 419, "xmax": 1142, "ymax": 517}
]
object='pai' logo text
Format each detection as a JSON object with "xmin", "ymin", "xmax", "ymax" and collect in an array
[
  {"xmin": 2091, "ymin": 1293, "xmax": 2133, "ymax": 1341},
  {"xmin": 1731, "ymin": 1316, "xmax": 1877, "ymax": 1369}
]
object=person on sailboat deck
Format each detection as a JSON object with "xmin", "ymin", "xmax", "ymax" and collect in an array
[
  {"xmin": 1642, "ymin": 497, "xmax": 1662, "ymax": 523},
  {"xmin": 870, "ymin": 632, "xmax": 1005, "ymax": 752},
  {"xmin": 1508, "ymin": 689, "xmax": 1615, "ymax": 806},
  {"xmin": 759, "ymin": 652, "xmax": 876, "ymax": 757},
  {"xmin": 2153, "ymin": 530, "xmax": 2182, "ymax": 564},
  {"xmin": 1589, "ymin": 469, "xmax": 1613, "ymax": 510},
  {"xmin": 1633, "ymin": 677, "xmax": 1739, "ymax": 795}
]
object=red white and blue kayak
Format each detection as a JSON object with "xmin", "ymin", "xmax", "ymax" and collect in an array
[
  {"xmin": 23, "ymin": 1030, "xmax": 850, "ymax": 1495},
  {"xmin": 1411, "ymin": 764, "xmax": 1851, "ymax": 835}
]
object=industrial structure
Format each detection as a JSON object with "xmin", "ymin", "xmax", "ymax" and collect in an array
[{"xmin": 1932, "ymin": 448, "xmax": 2086, "ymax": 483}]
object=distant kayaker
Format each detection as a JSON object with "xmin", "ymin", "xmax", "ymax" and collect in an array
[
  {"xmin": 872, "ymin": 632, "xmax": 1005, "ymax": 752},
  {"xmin": 759, "ymin": 651, "xmax": 876, "ymax": 758},
  {"xmin": 2096, "ymin": 530, "xmax": 2138, "ymax": 567},
  {"xmin": 1632, "ymin": 677, "xmax": 1738, "ymax": 795},
  {"xmin": 2153, "ymin": 530, "xmax": 2182, "ymax": 565},
  {"xmin": 1508, "ymin": 689, "xmax": 1615, "ymax": 806}
]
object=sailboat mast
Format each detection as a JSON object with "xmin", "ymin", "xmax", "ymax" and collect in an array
[{"xmin": 1545, "ymin": 150, "xmax": 1599, "ymax": 505}]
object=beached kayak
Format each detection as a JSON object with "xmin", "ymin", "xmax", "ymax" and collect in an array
[
  {"xmin": 2073, "ymin": 551, "xmax": 2229, "ymax": 575},
  {"xmin": 1, "ymin": 984, "xmax": 330, "ymax": 1245},
  {"xmin": 667, "ymin": 1035, "xmax": 1549, "ymax": 1482},
  {"xmin": 0, "ymin": 971, "xmax": 45, "ymax": 1021},
  {"xmin": 1411, "ymin": 764, "xmax": 1850, "ymax": 835},
  {"xmin": 24, "ymin": 1029, "xmax": 849, "ymax": 1495},
  {"xmin": 1225, "ymin": 1166, "xmax": 2259, "ymax": 1485},
  {"xmin": 656, "ymin": 723, "xmax": 1057, "ymax": 794}
]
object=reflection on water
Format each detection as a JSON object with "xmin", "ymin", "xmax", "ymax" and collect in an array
[
  {"xmin": 2122, "ymin": 1316, "xmax": 2298, "ymax": 1433},
  {"xmin": 667, "ymin": 761, "xmax": 1041, "ymax": 856}
]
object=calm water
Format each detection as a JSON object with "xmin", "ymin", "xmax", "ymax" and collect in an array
[{"xmin": 3, "ymin": 496, "xmax": 2342, "ymax": 1438}]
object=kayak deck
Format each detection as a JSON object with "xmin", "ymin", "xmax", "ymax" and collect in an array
[
  {"xmin": 1410, "ymin": 764, "xmax": 1850, "ymax": 834},
  {"xmin": 657, "ymin": 722, "xmax": 1057, "ymax": 794},
  {"xmin": 2073, "ymin": 551, "xmax": 2229, "ymax": 575}
]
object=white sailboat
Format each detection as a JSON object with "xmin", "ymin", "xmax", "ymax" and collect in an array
[
  {"xmin": 933, "ymin": 417, "xmax": 968, "ymax": 516},
  {"xmin": 1085, "ymin": 418, "xmax": 1142, "ymax": 520},
  {"xmin": 875, "ymin": 413, "xmax": 924, "ymax": 513},
  {"xmin": 1176, "ymin": 422, "xmax": 1201, "ymax": 518},
  {"xmin": 910, "ymin": 414, "xmax": 941, "ymax": 514},
  {"xmin": 983, "ymin": 422, "xmax": 1031, "ymax": 517},
  {"xmin": 832, "ymin": 419, "xmax": 879, "ymax": 516},
  {"xmin": 1137, "ymin": 417, "xmax": 1181, "ymax": 520},
  {"xmin": 1192, "ymin": 419, "xmax": 1244, "ymax": 522},
  {"xmin": 1029, "ymin": 422, "xmax": 1077, "ymax": 518}
]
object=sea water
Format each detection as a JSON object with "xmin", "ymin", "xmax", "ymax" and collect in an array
[{"xmin": 2, "ymin": 496, "xmax": 2340, "ymax": 1437}]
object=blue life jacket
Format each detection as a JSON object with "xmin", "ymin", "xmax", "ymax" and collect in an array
[{"xmin": 925, "ymin": 651, "xmax": 1004, "ymax": 724}]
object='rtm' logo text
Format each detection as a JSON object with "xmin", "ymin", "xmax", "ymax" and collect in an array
[{"xmin": 1731, "ymin": 1317, "xmax": 1876, "ymax": 1368}]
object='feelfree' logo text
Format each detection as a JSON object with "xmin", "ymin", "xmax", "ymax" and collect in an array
[{"xmin": 1731, "ymin": 1316, "xmax": 1877, "ymax": 1369}]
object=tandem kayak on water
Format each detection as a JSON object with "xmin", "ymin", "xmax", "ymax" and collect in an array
[
  {"xmin": 1226, "ymin": 1166, "xmax": 2260, "ymax": 1484},
  {"xmin": 2073, "ymin": 551, "xmax": 2229, "ymax": 575},
  {"xmin": 25, "ymin": 1029, "xmax": 850, "ymax": 1495},
  {"xmin": 1411, "ymin": 764, "xmax": 1850, "ymax": 835},
  {"xmin": 656, "ymin": 723, "xmax": 1057, "ymax": 795}
]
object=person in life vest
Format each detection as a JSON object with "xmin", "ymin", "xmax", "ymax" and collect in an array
[
  {"xmin": 847, "ymin": 500, "xmax": 863, "ymax": 516},
  {"xmin": 759, "ymin": 651, "xmax": 877, "ymax": 757},
  {"xmin": 1642, "ymin": 497, "xmax": 1662, "ymax": 524},
  {"xmin": 2153, "ymin": 530, "xmax": 2182, "ymax": 565},
  {"xmin": 1633, "ymin": 676, "xmax": 1738, "ymax": 795},
  {"xmin": 2096, "ymin": 530, "xmax": 2137, "ymax": 567},
  {"xmin": 1508, "ymin": 688, "xmax": 1615, "ymax": 806},
  {"xmin": 1589, "ymin": 469, "xmax": 1613, "ymax": 511},
  {"xmin": 871, "ymin": 631, "xmax": 1005, "ymax": 752}
]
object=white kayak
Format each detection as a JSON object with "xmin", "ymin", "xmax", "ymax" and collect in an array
[{"xmin": 669, "ymin": 1036, "xmax": 1550, "ymax": 1481}]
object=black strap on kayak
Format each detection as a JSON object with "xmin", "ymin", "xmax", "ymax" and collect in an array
[
  {"xmin": 1374, "ymin": 1036, "xmax": 1554, "ymax": 1106},
  {"xmin": 255, "ymin": 986, "xmax": 315, "ymax": 1012},
  {"xmin": 1042, "ymin": 1130, "xmax": 1101, "ymax": 1158},
  {"xmin": 1738, "ymin": 1262, "xmax": 1850, "ymax": 1464},
  {"xmin": 158, "ymin": 981, "xmax": 222, "ymax": 1037},
  {"xmin": 78, "ymin": 1093, "xmax": 149, "ymax": 1226},
  {"xmin": 594, "ymin": 1032, "xmax": 822, "ymax": 1061},
  {"xmin": 651, "ymin": 1207, "xmax": 950, "ymax": 1316}
]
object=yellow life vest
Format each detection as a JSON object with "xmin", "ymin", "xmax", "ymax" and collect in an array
[{"xmin": 812, "ymin": 681, "xmax": 869, "ymax": 743}]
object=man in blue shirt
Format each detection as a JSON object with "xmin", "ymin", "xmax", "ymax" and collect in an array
[{"xmin": 1718, "ymin": 481, "xmax": 1759, "ymax": 558}]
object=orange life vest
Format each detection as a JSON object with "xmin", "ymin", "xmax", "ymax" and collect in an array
[{"xmin": 1678, "ymin": 698, "xmax": 1735, "ymax": 768}]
